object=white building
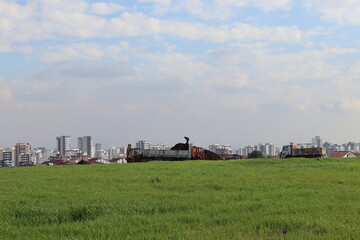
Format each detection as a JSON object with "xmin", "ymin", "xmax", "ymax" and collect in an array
[
  {"xmin": 259, "ymin": 143, "xmax": 276, "ymax": 156},
  {"xmin": 312, "ymin": 136, "xmax": 323, "ymax": 148},
  {"xmin": 209, "ymin": 144, "xmax": 232, "ymax": 155},
  {"xmin": 66, "ymin": 148, "xmax": 81, "ymax": 156},
  {"xmin": 99, "ymin": 149, "xmax": 109, "ymax": 160},
  {"xmin": 42, "ymin": 149, "xmax": 59, "ymax": 162},
  {"xmin": 108, "ymin": 146, "xmax": 121, "ymax": 160}
]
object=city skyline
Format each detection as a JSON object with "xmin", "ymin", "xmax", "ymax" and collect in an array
[
  {"xmin": 4, "ymin": 134, "xmax": 360, "ymax": 167},
  {"xmin": 1, "ymin": 1, "xmax": 360, "ymax": 148},
  {"xmin": 4, "ymin": 134, "xmax": 360, "ymax": 152},
  {"xmin": 2, "ymin": 134, "xmax": 360, "ymax": 152}
]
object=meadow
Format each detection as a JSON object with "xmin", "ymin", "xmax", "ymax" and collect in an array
[{"xmin": 1, "ymin": 158, "xmax": 360, "ymax": 239}]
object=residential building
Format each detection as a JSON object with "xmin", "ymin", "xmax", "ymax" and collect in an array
[
  {"xmin": 209, "ymin": 144, "xmax": 232, "ymax": 155},
  {"xmin": 42, "ymin": 149, "xmax": 59, "ymax": 162},
  {"xmin": 67, "ymin": 149, "xmax": 81, "ymax": 156},
  {"xmin": 108, "ymin": 146, "xmax": 121, "ymax": 160},
  {"xmin": 136, "ymin": 140, "xmax": 150, "ymax": 150},
  {"xmin": 0, "ymin": 148, "xmax": 3, "ymax": 166},
  {"xmin": 95, "ymin": 143, "xmax": 102, "ymax": 158},
  {"xmin": 32, "ymin": 147, "xmax": 47, "ymax": 165},
  {"xmin": 14, "ymin": 143, "xmax": 31, "ymax": 166},
  {"xmin": 312, "ymin": 136, "xmax": 323, "ymax": 148},
  {"xmin": 109, "ymin": 157, "xmax": 127, "ymax": 164},
  {"xmin": 239, "ymin": 143, "xmax": 277, "ymax": 157},
  {"xmin": 259, "ymin": 143, "xmax": 276, "ymax": 156},
  {"xmin": 57, "ymin": 136, "xmax": 71, "ymax": 156},
  {"xmin": 2, "ymin": 150, "xmax": 13, "ymax": 167},
  {"xmin": 78, "ymin": 136, "xmax": 94, "ymax": 157},
  {"xmin": 240, "ymin": 145, "xmax": 256, "ymax": 156},
  {"xmin": 99, "ymin": 149, "xmax": 109, "ymax": 160},
  {"xmin": 329, "ymin": 151, "xmax": 356, "ymax": 158}
]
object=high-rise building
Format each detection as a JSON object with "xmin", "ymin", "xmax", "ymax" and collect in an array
[
  {"xmin": 0, "ymin": 148, "xmax": 3, "ymax": 166},
  {"xmin": 78, "ymin": 136, "xmax": 94, "ymax": 157},
  {"xmin": 14, "ymin": 143, "xmax": 31, "ymax": 166},
  {"xmin": 2, "ymin": 150, "xmax": 13, "ymax": 167},
  {"xmin": 268, "ymin": 144, "xmax": 276, "ymax": 156},
  {"xmin": 312, "ymin": 136, "xmax": 323, "ymax": 148},
  {"xmin": 259, "ymin": 143, "xmax": 276, "ymax": 156},
  {"xmin": 108, "ymin": 146, "xmax": 121, "ymax": 159},
  {"xmin": 57, "ymin": 136, "xmax": 71, "ymax": 156},
  {"xmin": 95, "ymin": 143, "xmax": 102, "ymax": 158},
  {"xmin": 136, "ymin": 140, "xmax": 150, "ymax": 150},
  {"xmin": 95, "ymin": 143, "xmax": 102, "ymax": 151}
]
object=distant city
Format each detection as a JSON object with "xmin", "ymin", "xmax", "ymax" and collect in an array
[{"xmin": 0, "ymin": 135, "xmax": 359, "ymax": 168}]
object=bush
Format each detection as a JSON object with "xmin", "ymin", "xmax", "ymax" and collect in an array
[{"xmin": 248, "ymin": 150, "xmax": 264, "ymax": 159}]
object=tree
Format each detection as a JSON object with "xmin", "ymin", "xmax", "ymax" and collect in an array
[{"xmin": 248, "ymin": 150, "xmax": 264, "ymax": 159}]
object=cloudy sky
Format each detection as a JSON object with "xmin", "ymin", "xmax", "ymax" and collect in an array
[{"xmin": 1, "ymin": 0, "xmax": 360, "ymax": 149}]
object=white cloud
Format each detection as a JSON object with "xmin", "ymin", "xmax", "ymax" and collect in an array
[
  {"xmin": 341, "ymin": 99, "xmax": 360, "ymax": 111},
  {"xmin": 0, "ymin": 79, "xmax": 13, "ymax": 102},
  {"xmin": 0, "ymin": 43, "xmax": 11, "ymax": 52},
  {"xmin": 142, "ymin": 0, "xmax": 292, "ymax": 19},
  {"xmin": 107, "ymin": 13, "xmax": 305, "ymax": 42},
  {"xmin": 39, "ymin": 42, "xmax": 128, "ymax": 62},
  {"xmin": 140, "ymin": 0, "xmax": 172, "ymax": 5},
  {"xmin": 303, "ymin": 0, "xmax": 360, "ymax": 26},
  {"xmin": 298, "ymin": 105, "xmax": 307, "ymax": 112},
  {"xmin": 88, "ymin": 2, "xmax": 125, "ymax": 15},
  {"xmin": 251, "ymin": 0, "xmax": 292, "ymax": 11},
  {"xmin": 0, "ymin": 0, "xmax": 307, "ymax": 50},
  {"xmin": 205, "ymin": 43, "xmax": 360, "ymax": 112}
]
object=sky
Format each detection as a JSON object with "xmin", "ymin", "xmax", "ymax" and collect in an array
[{"xmin": 0, "ymin": 0, "xmax": 360, "ymax": 149}]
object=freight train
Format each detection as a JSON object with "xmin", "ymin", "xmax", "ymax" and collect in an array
[
  {"xmin": 126, "ymin": 145, "xmax": 206, "ymax": 162},
  {"xmin": 126, "ymin": 137, "xmax": 222, "ymax": 162},
  {"xmin": 280, "ymin": 142, "xmax": 325, "ymax": 158}
]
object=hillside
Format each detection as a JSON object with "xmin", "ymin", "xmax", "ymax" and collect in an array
[{"xmin": 1, "ymin": 158, "xmax": 360, "ymax": 239}]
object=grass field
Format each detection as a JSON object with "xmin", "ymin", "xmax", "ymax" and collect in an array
[{"xmin": 1, "ymin": 158, "xmax": 360, "ymax": 239}]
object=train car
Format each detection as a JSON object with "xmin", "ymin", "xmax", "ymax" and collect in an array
[
  {"xmin": 280, "ymin": 142, "xmax": 325, "ymax": 158},
  {"xmin": 126, "ymin": 145, "xmax": 205, "ymax": 162}
]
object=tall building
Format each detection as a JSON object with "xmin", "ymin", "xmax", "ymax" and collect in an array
[
  {"xmin": 57, "ymin": 136, "xmax": 71, "ymax": 156},
  {"xmin": 2, "ymin": 150, "xmax": 13, "ymax": 167},
  {"xmin": 95, "ymin": 143, "xmax": 102, "ymax": 151},
  {"xmin": 240, "ymin": 145, "xmax": 256, "ymax": 156},
  {"xmin": 268, "ymin": 144, "xmax": 276, "ymax": 156},
  {"xmin": 108, "ymin": 146, "xmax": 121, "ymax": 159},
  {"xmin": 14, "ymin": 143, "xmax": 31, "ymax": 166},
  {"xmin": 259, "ymin": 143, "xmax": 276, "ymax": 156},
  {"xmin": 136, "ymin": 140, "xmax": 150, "ymax": 150},
  {"xmin": 312, "ymin": 136, "xmax": 323, "ymax": 148},
  {"xmin": 95, "ymin": 143, "xmax": 102, "ymax": 158},
  {"xmin": 78, "ymin": 136, "xmax": 94, "ymax": 157},
  {"xmin": 0, "ymin": 148, "xmax": 3, "ymax": 166}
]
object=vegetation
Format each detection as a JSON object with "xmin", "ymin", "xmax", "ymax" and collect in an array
[
  {"xmin": 1, "ymin": 158, "xmax": 360, "ymax": 239},
  {"xmin": 248, "ymin": 150, "xmax": 264, "ymax": 158}
]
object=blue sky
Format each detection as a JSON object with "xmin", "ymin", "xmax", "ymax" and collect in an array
[{"xmin": 1, "ymin": 0, "xmax": 360, "ymax": 149}]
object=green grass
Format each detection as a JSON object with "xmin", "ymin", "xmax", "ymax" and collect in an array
[{"xmin": 1, "ymin": 158, "xmax": 360, "ymax": 239}]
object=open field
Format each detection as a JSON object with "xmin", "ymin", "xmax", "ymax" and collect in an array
[{"xmin": 1, "ymin": 158, "xmax": 360, "ymax": 239}]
